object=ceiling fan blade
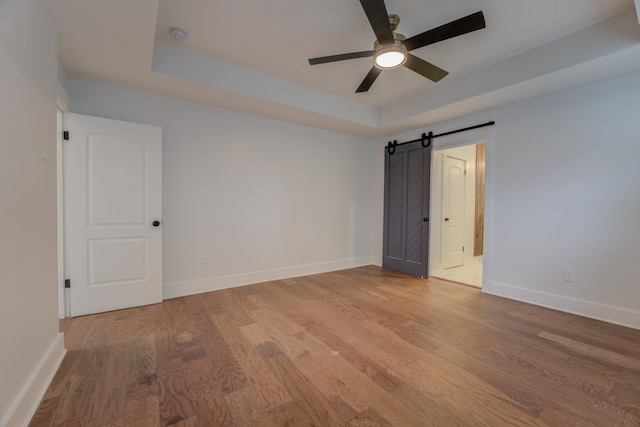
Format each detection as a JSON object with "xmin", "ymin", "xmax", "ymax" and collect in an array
[
  {"xmin": 403, "ymin": 11, "xmax": 485, "ymax": 51},
  {"xmin": 308, "ymin": 51, "xmax": 374, "ymax": 65},
  {"xmin": 359, "ymin": 0, "xmax": 395, "ymax": 45},
  {"xmin": 356, "ymin": 67, "xmax": 382, "ymax": 93},
  {"xmin": 404, "ymin": 54, "xmax": 448, "ymax": 82}
]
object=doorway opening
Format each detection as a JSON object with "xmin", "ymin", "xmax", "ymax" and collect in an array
[
  {"xmin": 56, "ymin": 110, "xmax": 164, "ymax": 318},
  {"xmin": 56, "ymin": 101, "xmax": 69, "ymax": 319},
  {"xmin": 430, "ymin": 142, "xmax": 485, "ymax": 288}
]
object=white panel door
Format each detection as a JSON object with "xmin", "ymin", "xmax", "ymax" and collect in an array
[
  {"xmin": 65, "ymin": 113, "xmax": 162, "ymax": 316},
  {"xmin": 442, "ymin": 155, "xmax": 466, "ymax": 269}
]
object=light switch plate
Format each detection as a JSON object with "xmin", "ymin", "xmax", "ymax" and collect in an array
[
  {"xmin": 40, "ymin": 139, "xmax": 49, "ymax": 161},
  {"xmin": 564, "ymin": 269, "xmax": 575, "ymax": 282}
]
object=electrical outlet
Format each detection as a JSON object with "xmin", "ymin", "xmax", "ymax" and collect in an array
[
  {"xmin": 303, "ymin": 249, "xmax": 310, "ymax": 259},
  {"xmin": 564, "ymin": 269, "xmax": 575, "ymax": 282},
  {"xmin": 202, "ymin": 256, "xmax": 210, "ymax": 267}
]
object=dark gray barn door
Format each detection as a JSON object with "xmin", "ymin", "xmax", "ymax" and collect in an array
[{"xmin": 383, "ymin": 142, "xmax": 431, "ymax": 277}]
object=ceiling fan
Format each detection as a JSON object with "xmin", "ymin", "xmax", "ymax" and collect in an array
[{"xmin": 308, "ymin": 0, "xmax": 486, "ymax": 93}]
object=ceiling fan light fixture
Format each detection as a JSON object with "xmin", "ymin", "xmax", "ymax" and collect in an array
[
  {"xmin": 375, "ymin": 49, "xmax": 406, "ymax": 69},
  {"xmin": 374, "ymin": 37, "xmax": 407, "ymax": 70}
]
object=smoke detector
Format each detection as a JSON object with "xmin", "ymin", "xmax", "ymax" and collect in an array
[{"xmin": 169, "ymin": 27, "xmax": 187, "ymax": 41}]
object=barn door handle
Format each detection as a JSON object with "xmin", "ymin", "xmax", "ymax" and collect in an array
[
  {"xmin": 152, "ymin": 220, "xmax": 161, "ymax": 227},
  {"xmin": 444, "ymin": 218, "xmax": 450, "ymax": 222}
]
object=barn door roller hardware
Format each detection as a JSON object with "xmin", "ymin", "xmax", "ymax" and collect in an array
[{"xmin": 386, "ymin": 121, "xmax": 495, "ymax": 155}]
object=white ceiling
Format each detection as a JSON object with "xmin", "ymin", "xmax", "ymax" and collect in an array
[{"xmin": 47, "ymin": 0, "xmax": 640, "ymax": 139}]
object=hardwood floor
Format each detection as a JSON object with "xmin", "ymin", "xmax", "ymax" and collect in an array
[{"xmin": 30, "ymin": 266, "xmax": 640, "ymax": 426}]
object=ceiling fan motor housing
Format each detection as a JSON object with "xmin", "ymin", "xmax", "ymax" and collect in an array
[
  {"xmin": 374, "ymin": 33, "xmax": 407, "ymax": 69},
  {"xmin": 388, "ymin": 14, "xmax": 401, "ymax": 31}
]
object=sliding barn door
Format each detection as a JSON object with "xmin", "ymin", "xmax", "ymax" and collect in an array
[{"xmin": 383, "ymin": 142, "xmax": 431, "ymax": 277}]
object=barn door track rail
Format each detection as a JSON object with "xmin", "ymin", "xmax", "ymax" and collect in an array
[{"xmin": 386, "ymin": 121, "xmax": 495, "ymax": 155}]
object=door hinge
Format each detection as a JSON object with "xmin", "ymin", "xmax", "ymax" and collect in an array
[
  {"xmin": 464, "ymin": 169, "xmax": 467, "ymax": 176},
  {"xmin": 462, "ymin": 246, "xmax": 465, "ymax": 252},
  {"xmin": 64, "ymin": 279, "xmax": 71, "ymax": 288},
  {"xmin": 63, "ymin": 131, "xmax": 69, "ymax": 141}
]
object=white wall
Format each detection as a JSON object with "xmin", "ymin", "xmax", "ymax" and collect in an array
[
  {"xmin": 488, "ymin": 71, "xmax": 640, "ymax": 328},
  {"xmin": 0, "ymin": 0, "xmax": 66, "ymax": 425},
  {"xmin": 69, "ymin": 80, "xmax": 377, "ymax": 298},
  {"xmin": 377, "ymin": 71, "xmax": 640, "ymax": 329}
]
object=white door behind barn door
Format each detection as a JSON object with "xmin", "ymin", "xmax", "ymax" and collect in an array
[
  {"xmin": 64, "ymin": 113, "xmax": 163, "ymax": 316},
  {"xmin": 442, "ymin": 154, "xmax": 466, "ymax": 269}
]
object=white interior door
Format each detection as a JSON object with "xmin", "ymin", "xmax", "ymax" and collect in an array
[
  {"xmin": 64, "ymin": 113, "xmax": 162, "ymax": 316},
  {"xmin": 442, "ymin": 155, "xmax": 466, "ymax": 269}
]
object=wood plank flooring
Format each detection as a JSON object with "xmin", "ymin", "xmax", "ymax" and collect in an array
[{"xmin": 30, "ymin": 266, "xmax": 640, "ymax": 426}]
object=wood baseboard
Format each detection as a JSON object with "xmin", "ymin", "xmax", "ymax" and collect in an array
[
  {"xmin": 163, "ymin": 257, "xmax": 375, "ymax": 299},
  {"xmin": 485, "ymin": 281, "xmax": 640, "ymax": 330}
]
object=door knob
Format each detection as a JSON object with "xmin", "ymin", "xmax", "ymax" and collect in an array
[
  {"xmin": 444, "ymin": 218, "xmax": 450, "ymax": 222},
  {"xmin": 423, "ymin": 217, "xmax": 429, "ymax": 222},
  {"xmin": 152, "ymin": 220, "xmax": 161, "ymax": 227}
]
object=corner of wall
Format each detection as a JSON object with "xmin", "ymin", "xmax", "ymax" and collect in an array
[
  {"xmin": 1, "ymin": 334, "xmax": 66, "ymax": 427},
  {"xmin": 371, "ymin": 140, "xmax": 387, "ymax": 269},
  {"xmin": 57, "ymin": 61, "xmax": 70, "ymax": 109}
]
